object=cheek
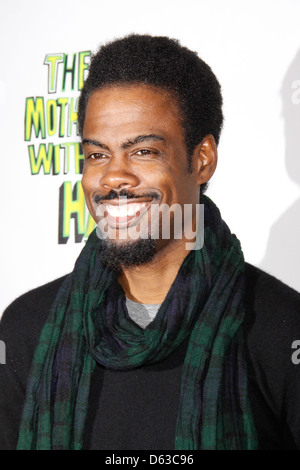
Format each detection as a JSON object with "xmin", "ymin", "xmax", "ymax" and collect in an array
[
  {"xmin": 81, "ymin": 167, "xmax": 99, "ymax": 193},
  {"xmin": 169, "ymin": 173, "xmax": 199, "ymax": 205},
  {"xmin": 144, "ymin": 171, "xmax": 176, "ymax": 202},
  {"xmin": 155, "ymin": 164, "xmax": 194, "ymax": 195},
  {"xmin": 81, "ymin": 171, "xmax": 99, "ymax": 214}
]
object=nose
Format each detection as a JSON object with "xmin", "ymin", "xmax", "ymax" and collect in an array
[{"xmin": 100, "ymin": 156, "xmax": 140, "ymax": 191}]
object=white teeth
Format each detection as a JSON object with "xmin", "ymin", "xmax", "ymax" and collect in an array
[{"xmin": 105, "ymin": 203, "xmax": 146, "ymax": 218}]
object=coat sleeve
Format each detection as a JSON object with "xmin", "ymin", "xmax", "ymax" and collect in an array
[
  {"xmin": 244, "ymin": 264, "xmax": 300, "ymax": 449},
  {"xmin": 0, "ymin": 276, "xmax": 67, "ymax": 449}
]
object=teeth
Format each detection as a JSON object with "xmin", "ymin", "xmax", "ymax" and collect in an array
[{"xmin": 105, "ymin": 203, "xmax": 146, "ymax": 218}]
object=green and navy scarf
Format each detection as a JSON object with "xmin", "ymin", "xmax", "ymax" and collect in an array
[{"xmin": 17, "ymin": 196, "xmax": 257, "ymax": 450}]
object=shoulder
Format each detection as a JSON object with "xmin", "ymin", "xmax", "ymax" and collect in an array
[
  {"xmin": 0, "ymin": 275, "xmax": 68, "ymax": 383},
  {"xmin": 0, "ymin": 276, "xmax": 68, "ymax": 450},
  {"xmin": 1, "ymin": 275, "xmax": 68, "ymax": 338},
  {"xmin": 244, "ymin": 262, "xmax": 300, "ymax": 337},
  {"xmin": 244, "ymin": 262, "xmax": 300, "ymax": 358},
  {"xmin": 244, "ymin": 262, "xmax": 300, "ymax": 310},
  {"xmin": 243, "ymin": 263, "xmax": 300, "ymax": 429}
]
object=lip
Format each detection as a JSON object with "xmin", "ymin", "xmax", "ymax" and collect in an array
[{"xmin": 97, "ymin": 198, "xmax": 153, "ymax": 229}]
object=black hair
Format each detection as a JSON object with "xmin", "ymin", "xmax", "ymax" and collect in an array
[{"xmin": 78, "ymin": 34, "xmax": 223, "ymax": 193}]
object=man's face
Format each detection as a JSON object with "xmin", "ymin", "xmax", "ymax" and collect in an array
[{"xmin": 81, "ymin": 84, "xmax": 200, "ymax": 268}]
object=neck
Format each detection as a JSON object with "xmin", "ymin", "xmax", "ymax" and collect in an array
[{"xmin": 118, "ymin": 238, "xmax": 192, "ymax": 304}]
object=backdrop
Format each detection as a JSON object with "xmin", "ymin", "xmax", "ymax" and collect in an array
[{"xmin": 1, "ymin": 0, "xmax": 300, "ymax": 316}]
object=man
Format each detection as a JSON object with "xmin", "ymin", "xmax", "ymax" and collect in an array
[{"xmin": 1, "ymin": 34, "xmax": 300, "ymax": 450}]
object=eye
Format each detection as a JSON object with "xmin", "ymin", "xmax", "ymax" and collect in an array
[
  {"xmin": 135, "ymin": 149, "xmax": 158, "ymax": 157},
  {"xmin": 88, "ymin": 153, "xmax": 108, "ymax": 161}
]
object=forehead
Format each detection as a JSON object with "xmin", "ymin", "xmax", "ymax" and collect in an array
[{"xmin": 83, "ymin": 84, "xmax": 184, "ymax": 142}]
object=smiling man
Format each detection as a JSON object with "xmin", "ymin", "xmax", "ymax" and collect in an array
[
  {"xmin": 80, "ymin": 83, "xmax": 213, "ymax": 301},
  {"xmin": 1, "ymin": 34, "xmax": 300, "ymax": 451}
]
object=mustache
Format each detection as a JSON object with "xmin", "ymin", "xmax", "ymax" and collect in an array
[{"xmin": 93, "ymin": 189, "xmax": 160, "ymax": 204}]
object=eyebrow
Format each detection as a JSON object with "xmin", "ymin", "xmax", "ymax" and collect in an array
[
  {"xmin": 82, "ymin": 134, "xmax": 166, "ymax": 151},
  {"xmin": 82, "ymin": 138, "xmax": 110, "ymax": 151},
  {"xmin": 121, "ymin": 134, "xmax": 166, "ymax": 149}
]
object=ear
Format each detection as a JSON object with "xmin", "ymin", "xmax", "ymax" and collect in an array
[{"xmin": 194, "ymin": 134, "xmax": 218, "ymax": 185}]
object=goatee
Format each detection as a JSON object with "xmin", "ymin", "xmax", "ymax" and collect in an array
[{"xmin": 98, "ymin": 235, "xmax": 157, "ymax": 272}]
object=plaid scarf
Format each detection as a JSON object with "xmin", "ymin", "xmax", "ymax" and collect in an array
[{"xmin": 17, "ymin": 196, "xmax": 257, "ymax": 450}]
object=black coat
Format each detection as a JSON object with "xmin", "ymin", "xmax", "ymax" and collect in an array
[{"xmin": 1, "ymin": 264, "xmax": 300, "ymax": 450}]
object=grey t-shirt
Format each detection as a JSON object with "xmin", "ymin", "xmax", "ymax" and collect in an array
[{"xmin": 125, "ymin": 298, "xmax": 161, "ymax": 329}]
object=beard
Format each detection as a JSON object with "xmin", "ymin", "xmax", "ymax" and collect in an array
[
  {"xmin": 94, "ymin": 188, "xmax": 160, "ymax": 271},
  {"xmin": 97, "ymin": 231, "xmax": 157, "ymax": 272}
]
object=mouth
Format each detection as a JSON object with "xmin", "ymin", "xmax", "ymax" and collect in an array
[{"xmin": 97, "ymin": 199, "xmax": 153, "ymax": 229}]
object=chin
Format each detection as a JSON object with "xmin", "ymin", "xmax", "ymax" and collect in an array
[{"xmin": 97, "ymin": 233, "xmax": 157, "ymax": 272}]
